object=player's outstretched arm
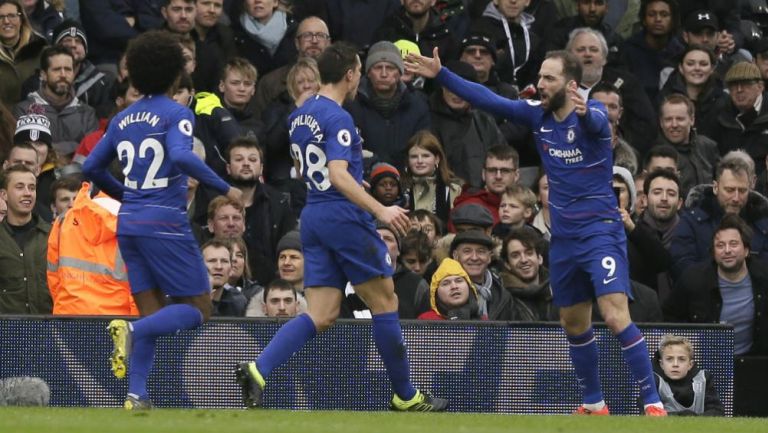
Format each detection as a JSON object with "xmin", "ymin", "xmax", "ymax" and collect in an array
[
  {"xmin": 328, "ymin": 160, "xmax": 410, "ymax": 237},
  {"xmin": 407, "ymin": 48, "xmax": 527, "ymax": 123}
]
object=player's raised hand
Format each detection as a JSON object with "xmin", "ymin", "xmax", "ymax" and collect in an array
[
  {"xmin": 404, "ymin": 47, "xmax": 442, "ymax": 79},
  {"xmin": 226, "ymin": 186, "xmax": 243, "ymax": 203},
  {"xmin": 569, "ymin": 88, "xmax": 587, "ymax": 117},
  {"xmin": 377, "ymin": 205, "xmax": 411, "ymax": 237}
]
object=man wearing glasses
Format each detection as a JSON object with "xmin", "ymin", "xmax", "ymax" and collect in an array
[
  {"xmin": 713, "ymin": 61, "xmax": 768, "ymax": 177},
  {"xmin": 452, "ymin": 145, "xmax": 520, "ymax": 227},
  {"xmin": 253, "ymin": 16, "xmax": 331, "ymax": 118}
]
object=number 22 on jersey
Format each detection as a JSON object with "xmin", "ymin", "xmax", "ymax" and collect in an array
[{"xmin": 117, "ymin": 138, "xmax": 169, "ymax": 190}]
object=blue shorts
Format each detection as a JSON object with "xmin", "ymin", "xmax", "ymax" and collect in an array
[
  {"xmin": 549, "ymin": 230, "xmax": 631, "ymax": 307},
  {"xmin": 118, "ymin": 235, "xmax": 209, "ymax": 297},
  {"xmin": 300, "ymin": 200, "xmax": 393, "ymax": 289}
]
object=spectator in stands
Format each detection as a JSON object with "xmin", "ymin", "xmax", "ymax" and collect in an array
[
  {"xmin": 0, "ymin": 196, "xmax": 6, "ymax": 222},
  {"xmin": 401, "ymin": 130, "xmax": 463, "ymax": 224},
  {"xmin": 262, "ymin": 57, "xmax": 319, "ymax": 183},
  {"xmin": 634, "ymin": 171, "xmax": 648, "ymax": 217},
  {"xmin": 246, "ymin": 229, "xmax": 307, "ymax": 317},
  {"xmin": 369, "ymin": 162, "xmax": 406, "ymax": 207},
  {"xmin": 230, "ymin": 0, "xmax": 298, "ymax": 77},
  {"xmin": 470, "ymin": 0, "xmax": 545, "ymax": 88},
  {"xmin": 2, "ymin": 142, "xmax": 38, "ymax": 175},
  {"xmin": 227, "ymin": 236, "xmax": 264, "ymax": 302},
  {"xmin": 590, "ymin": 82, "xmax": 639, "ymax": 175},
  {"xmin": 548, "ymin": 0, "xmax": 623, "ymax": 61},
  {"xmin": 203, "ymin": 238, "xmax": 247, "ymax": 317},
  {"xmin": 643, "ymin": 144, "xmax": 680, "ymax": 177},
  {"xmin": 224, "ymin": 137, "xmax": 296, "ymax": 281},
  {"xmin": 22, "ymin": 20, "xmax": 117, "ymax": 119},
  {"xmin": 666, "ymin": 214, "xmax": 768, "ymax": 356},
  {"xmin": 450, "ymin": 230, "xmax": 515, "ymax": 320},
  {"xmin": 373, "ymin": 0, "xmax": 459, "ymax": 63},
  {"xmin": 0, "ymin": 104, "xmax": 14, "ymax": 160},
  {"xmin": 458, "ymin": 31, "xmax": 529, "ymax": 149},
  {"xmin": 47, "ymin": 181, "xmax": 138, "ymax": 316},
  {"xmin": 531, "ymin": 171, "xmax": 550, "ymax": 240},
  {"xmin": 429, "ymin": 60, "xmax": 506, "ymax": 188},
  {"xmin": 676, "ymin": 9, "xmax": 748, "ymax": 83},
  {"xmin": 73, "ymin": 79, "xmax": 143, "ymax": 165},
  {"xmin": 78, "ymin": 1, "xmax": 141, "ymax": 70},
  {"xmin": 322, "ymin": 0, "xmax": 399, "ymax": 50},
  {"xmin": 713, "ymin": 62, "xmax": 768, "ymax": 176},
  {"xmin": 621, "ymin": 0, "xmax": 683, "ymax": 103},
  {"xmin": 652, "ymin": 334, "xmax": 725, "ymax": 416},
  {"xmin": 658, "ymin": 45, "xmax": 725, "ymax": 141},
  {"xmin": 0, "ymin": 164, "xmax": 51, "ymax": 314},
  {"xmin": 493, "ymin": 184, "xmax": 539, "ymax": 239},
  {"xmin": 453, "ymin": 145, "xmax": 519, "ymax": 226},
  {"xmin": 671, "ymin": 152, "xmax": 768, "ymax": 279},
  {"xmin": 253, "ymin": 16, "xmax": 330, "ymax": 119},
  {"xmin": 499, "ymin": 228, "xmax": 555, "ymax": 321},
  {"xmin": 753, "ymin": 39, "xmax": 768, "ymax": 85},
  {"xmin": 219, "ymin": 57, "xmax": 262, "ymax": 141},
  {"xmin": 374, "ymin": 221, "xmax": 424, "ymax": 319},
  {"xmin": 14, "ymin": 46, "xmax": 99, "ymax": 155},
  {"xmin": 568, "ymin": 27, "xmax": 657, "ymax": 155},
  {"xmin": 162, "ymin": 0, "xmax": 223, "ymax": 92},
  {"xmin": 12, "ymin": 115, "xmax": 55, "ymax": 220},
  {"xmin": 418, "ymin": 257, "xmax": 483, "ymax": 320},
  {"xmin": 49, "ymin": 175, "xmax": 78, "ymax": 218},
  {"xmin": 400, "ymin": 230, "xmax": 434, "ymax": 279},
  {"xmin": 261, "ymin": 278, "xmax": 298, "ymax": 318},
  {"xmin": 0, "ymin": 0, "xmax": 47, "ymax": 108},
  {"xmin": 655, "ymin": 93, "xmax": 719, "ymax": 196},
  {"xmin": 193, "ymin": 0, "xmax": 236, "ymax": 62},
  {"xmin": 347, "ymin": 40, "xmax": 431, "ymax": 169},
  {"xmin": 23, "ymin": 0, "xmax": 61, "ymax": 41},
  {"xmin": 450, "ymin": 203, "xmax": 495, "ymax": 235},
  {"xmin": 409, "ymin": 208, "xmax": 443, "ymax": 246}
]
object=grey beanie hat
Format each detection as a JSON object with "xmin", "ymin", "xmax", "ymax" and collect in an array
[
  {"xmin": 612, "ymin": 165, "xmax": 637, "ymax": 213},
  {"xmin": 276, "ymin": 230, "xmax": 302, "ymax": 255},
  {"xmin": 365, "ymin": 40, "xmax": 405, "ymax": 75}
]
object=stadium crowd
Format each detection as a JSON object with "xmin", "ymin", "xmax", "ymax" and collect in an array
[{"xmin": 2, "ymin": 0, "xmax": 768, "ymax": 365}]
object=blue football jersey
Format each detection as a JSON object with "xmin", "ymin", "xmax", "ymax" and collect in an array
[
  {"xmin": 83, "ymin": 94, "xmax": 229, "ymax": 239},
  {"xmin": 288, "ymin": 94, "xmax": 364, "ymax": 204},
  {"xmin": 436, "ymin": 68, "xmax": 620, "ymax": 238}
]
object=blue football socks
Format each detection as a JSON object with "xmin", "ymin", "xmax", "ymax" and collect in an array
[
  {"xmin": 256, "ymin": 313, "xmax": 317, "ymax": 377},
  {"xmin": 128, "ymin": 303, "xmax": 203, "ymax": 399},
  {"xmin": 372, "ymin": 312, "xmax": 417, "ymax": 401},
  {"xmin": 616, "ymin": 323, "xmax": 661, "ymax": 405},
  {"xmin": 567, "ymin": 328, "xmax": 604, "ymax": 405}
]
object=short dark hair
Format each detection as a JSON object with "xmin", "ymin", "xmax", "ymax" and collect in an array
[
  {"xmin": 643, "ymin": 168, "xmax": 680, "ymax": 197},
  {"xmin": 589, "ymin": 81, "xmax": 623, "ymax": 107},
  {"xmin": 176, "ymin": 72, "xmax": 194, "ymax": 92},
  {"xmin": 263, "ymin": 278, "xmax": 297, "ymax": 303},
  {"xmin": 544, "ymin": 50, "xmax": 582, "ymax": 84},
  {"xmin": 501, "ymin": 228, "xmax": 542, "ymax": 260},
  {"xmin": 0, "ymin": 164, "xmax": 36, "ymax": 189},
  {"xmin": 317, "ymin": 41, "xmax": 359, "ymax": 85},
  {"xmin": 680, "ymin": 44, "xmax": 716, "ymax": 67},
  {"xmin": 411, "ymin": 209, "xmax": 444, "ymax": 237},
  {"xmin": 201, "ymin": 237, "xmax": 232, "ymax": 255},
  {"xmin": 400, "ymin": 231, "xmax": 433, "ymax": 262},
  {"xmin": 643, "ymin": 145, "xmax": 679, "ymax": 170},
  {"xmin": 485, "ymin": 145, "xmax": 519, "ymax": 168},
  {"xmin": 715, "ymin": 213, "xmax": 752, "ymax": 252},
  {"xmin": 639, "ymin": 0, "xmax": 680, "ymax": 33},
  {"xmin": 226, "ymin": 136, "xmax": 263, "ymax": 162},
  {"xmin": 40, "ymin": 45, "xmax": 73, "ymax": 71},
  {"xmin": 50, "ymin": 175, "xmax": 80, "ymax": 198},
  {"xmin": 126, "ymin": 30, "xmax": 186, "ymax": 95}
]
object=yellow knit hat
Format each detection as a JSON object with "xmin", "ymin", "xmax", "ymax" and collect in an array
[{"xmin": 428, "ymin": 258, "xmax": 478, "ymax": 317}]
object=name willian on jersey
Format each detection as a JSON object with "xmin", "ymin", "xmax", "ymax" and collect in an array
[
  {"xmin": 118, "ymin": 111, "xmax": 160, "ymax": 130},
  {"xmin": 289, "ymin": 114, "xmax": 324, "ymax": 143}
]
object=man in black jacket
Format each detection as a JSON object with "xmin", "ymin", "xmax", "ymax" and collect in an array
[{"xmin": 665, "ymin": 214, "xmax": 768, "ymax": 356}]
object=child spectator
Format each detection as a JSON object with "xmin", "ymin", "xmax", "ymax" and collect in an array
[
  {"xmin": 369, "ymin": 162, "xmax": 406, "ymax": 207},
  {"xmin": 653, "ymin": 334, "xmax": 724, "ymax": 416},
  {"xmin": 493, "ymin": 184, "xmax": 538, "ymax": 239}
]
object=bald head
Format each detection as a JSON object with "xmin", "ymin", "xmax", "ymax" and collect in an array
[{"xmin": 295, "ymin": 17, "xmax": 330, "ymax": 59}]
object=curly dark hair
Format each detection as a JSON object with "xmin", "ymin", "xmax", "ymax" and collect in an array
[{"xmin": 126, "ymin": 30, "xmax": 185, "ymax": 95}]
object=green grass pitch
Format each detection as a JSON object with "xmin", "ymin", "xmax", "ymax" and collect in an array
[{"xmin": 2, "ymin": 408, "xmax": 767, "ymax": 433}]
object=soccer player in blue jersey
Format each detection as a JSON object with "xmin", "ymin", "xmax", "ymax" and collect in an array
[
  {"xmin": 235, "ymin": 42, "xmax": 448, "ymax": 412},
  {"xmin": 82, "ymin": 31, "xmax": 242, "ymax": 410},
  {"xmin": 406, "ymin": 48, "xmax": 667, "ymax": 416}
]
